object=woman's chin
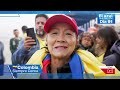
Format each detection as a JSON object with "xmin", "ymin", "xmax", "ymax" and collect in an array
[{"xmin": 53, "ymin": 54, "xmax": 67, "ymax": 59}]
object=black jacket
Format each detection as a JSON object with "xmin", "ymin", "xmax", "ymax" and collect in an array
[{"xmin": 102, "ymin": 40, "xmax": 120, "ymax": 71}]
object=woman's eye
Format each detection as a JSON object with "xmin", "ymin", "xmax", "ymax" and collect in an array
[
  {"xmin": 66, "ymin": 33, "xmax": 72, "ymax": 35},
  {"xmin": 52, "ymin": 32, "xmax": 58, "ymax": 34}
]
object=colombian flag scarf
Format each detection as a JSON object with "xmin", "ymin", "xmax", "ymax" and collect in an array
[
  {"xmin": 40, "ymin": 53, "xmax": 84, "ymax": 79},
  {"xmin": 27, "ymin": 48, "xmax": 120, "ymax": 79}
]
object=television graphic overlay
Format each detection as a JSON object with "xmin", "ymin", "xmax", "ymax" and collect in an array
[
  {"xmin": 9, "ymin": 65, "xmax": 42, "ymax": 79},
  {"xmin": 99, "ymin": 66, "xmax": 115, "ymax": 74},
  {"xmin": 0, "ymin": 11, "xmax": 120, "ymax": 79},
  {"xmin": 98, "ymin": 13, "xmax": 115, "ymax": 24}
]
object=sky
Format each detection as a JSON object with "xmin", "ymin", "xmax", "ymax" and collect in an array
[{"xmin": 0, "ymin": 14, "xmax": 55, "ymax": 38}]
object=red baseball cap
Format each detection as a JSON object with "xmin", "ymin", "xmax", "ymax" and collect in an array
[{"xmin": 44, "ymin": 14, "xmax": 78, "ymax": 35}]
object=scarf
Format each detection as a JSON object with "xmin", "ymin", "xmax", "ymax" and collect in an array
[
  {"xmin": 27, "ymin": 48, "xmax": 120, "ymax": 79},
  {"xmin": 41, "ymin": 53, "xmax": 84, "ymax": 79}
]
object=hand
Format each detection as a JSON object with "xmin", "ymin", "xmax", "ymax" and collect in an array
[{"xmin": 24, "ymin": 36, "xmax": 36, "ymax": 50}]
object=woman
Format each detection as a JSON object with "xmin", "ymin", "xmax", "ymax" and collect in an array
[
  {"xmin": 78, "ymin": 32, "xmax": 94, "ymax": 51},
  {"xmin": 102, "ymin": 39, "xmax": 120, "ymax": 71},
  {"xmin": 27, "ymin": 14, "xmax": 85, "ymax": 79},
  {"xmin": 27, "ymin": 14, "xmax": 120, "ymax": 79},
  {"xmin": 93, "ymin": 26, "xmax": 119, "ymax": 63}
]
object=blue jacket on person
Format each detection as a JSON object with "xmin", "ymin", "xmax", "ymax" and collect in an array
[
  {"xmin": 12, "ymin": 38, "xmax": 40, "ymax": 64},
  {"xmin": 0, "ymin": 41, "xmax": 5, "ymax": 64},
  {"xmin": 0, "ymin": 41, "xmax": 5, "ymax": 75}
]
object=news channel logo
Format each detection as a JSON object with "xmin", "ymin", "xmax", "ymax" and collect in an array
[
  {"xmin": 8, "ymin": 65, "xmax": 42, "ymax": 78},
  {"xmin": 97, "ymin": 14, "xmax": 115, "ymax": 24},
  {"xmin": 9, "ymin": 65, "xmax": 42, "ymax": 73},
  {"xmin": 99, "ymin": 66, "xmax": 115, "ymax": 74}
]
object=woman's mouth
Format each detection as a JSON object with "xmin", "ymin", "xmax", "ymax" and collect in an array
[{"xmin": 55, "ymin": 46, "xmax": 68, "ymax": 51}]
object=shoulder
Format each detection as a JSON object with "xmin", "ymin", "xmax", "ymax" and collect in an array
[
  {"xmin": 19, "ymin": 39, "xmax": 24, "ymax": 44},
  {"xmin": 0, "ymin": 41, "xmax": 4, "ymax": 50},
  {"xmin": 0, "ymin": 41, "xmax": 3, "ymax": 44},
  {"xmin": 104, "ymin": 54, "xmax": 116, "ymax": 60},
  {"xmin": 10, "ymin": 38, "xmax": 14, "ymax": 41},
  {"xmin": 19, "ymin": 37, "xmax": 22, "ymax": 40},
  {"xmin": 0, "ymin": 41, "xmax": 4, "ymax": 47},
  {"xmin": 103, "ymin": 53, "xmax": 118, "ymax": 65},
  {"xmin": 27, "ymin": 48, "xmax": 48, "ymax": 67},
  {"xmin": 76, "ymin": 49, "xmax": 104, "ymax": 66},
  {"xmin": 27, "ymin": 50, "xmax": 42, "ymax": 64},
  {"xmin": 114, "ymin": 53, "xmax": 120, "ymax": 61},
  {"xmin": 0, "ymin": 41, "xmax": 3, "ymax": 45}
]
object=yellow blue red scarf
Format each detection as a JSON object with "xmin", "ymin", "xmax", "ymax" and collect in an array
[{"xmin": 40, "ymin": 53, "xmax": 84, "ymax": 79}]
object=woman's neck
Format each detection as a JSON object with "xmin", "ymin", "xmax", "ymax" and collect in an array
[{"xmin": 51, "ymin": 57, "xmax": 70, "ymax": 73}]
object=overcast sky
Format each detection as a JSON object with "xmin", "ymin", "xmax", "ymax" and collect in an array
[{"xmin": 0, "ymin": 14, "xmax": 55, "ymax": 38}]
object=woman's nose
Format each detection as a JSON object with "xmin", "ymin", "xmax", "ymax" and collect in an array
[{"xmin": 57, "ymin": 34, "xmax": 66, "ymax": 42}]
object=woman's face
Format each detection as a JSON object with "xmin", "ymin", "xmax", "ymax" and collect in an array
[
  {"xmin": 81, "ymin": 36, "xmax": 92, "ymax": 48},
  {"xmin": 46, "ymin": 22, "xmax": 77, "ymax": 59},
  {"xmin": 96, "ymin": 36, "xmax": 106, "ymax": 47}
]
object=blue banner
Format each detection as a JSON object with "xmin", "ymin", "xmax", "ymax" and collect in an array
[
  {"xmin": 0, "ymin": 65, "xmax": 42, "ymax": 79},
  {"xmin": 97, "ymin": 14, "xmax": 115, "ymax": 24},
  {"xmin": 8, "ymin": 64, "xmax": 42, "ymax": 73}
]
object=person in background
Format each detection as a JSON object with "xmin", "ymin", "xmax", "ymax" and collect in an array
[
  {"xmin": 94, "ymin": 24, "xmax": 102, "ymax": 31},
  {"xmin": 21, "ymin": 25, "xmax": 28, "ymax": 38},
  {"xmin": 12, "ymin": 14, "xmax": 49, "ymax": 64},
  {"xmin": 93, "ymin": 26, "xmax": 119, "ymax": 63},
  {"xmin": 86, "ymin": 27, "xmax": 97, "ymax": 54},
  {"xmin": 0, "ymin": 41, "xmax": 5, "ymax": 75},
  {"xmin": 10, "ymin": 29, "xmax": 22, "ymax": 55},
  {"xmin": 87, "ymin": 26, "xmax": 98, "ymax": 44},
  {"xmin": 88, "ymin": 27, "xmax": 98, "ymax": 34},
  {"xmin": 102, "ymin": 39, "xmax": 120, "ymax": 71},
  {"xmin": 118, "ymin": 31, "xmax": 120, "ymax": 39},
  {"xmin": 78, "ymin": 32, "xmax": 94, "ymax": 51},
  {"xmin": 0, "ymin": 41, "xmax": 5, "ymax": 64}
]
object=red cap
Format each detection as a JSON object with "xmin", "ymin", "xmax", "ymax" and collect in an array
[{"xmin": 44, "ymin": 14, "xmax": 78, "ymax": 35}]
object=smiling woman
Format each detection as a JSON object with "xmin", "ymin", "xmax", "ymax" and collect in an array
[
  {"xmin": 26, "ymin": 14, "xmax": 120, "ymax": 79},
  {"xmin": 46, "ymin": 22, "xmax": 77, "ymax": 60},
  {"xmin": 27, "ymin": 14, "xmax": 85, "ymax": 79}
]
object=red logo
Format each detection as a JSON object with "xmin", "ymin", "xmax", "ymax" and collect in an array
[{"xmin": 99, "ymin": 66, "xmax": 115, "ymax": 74}]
